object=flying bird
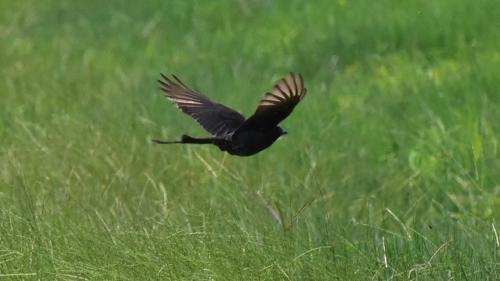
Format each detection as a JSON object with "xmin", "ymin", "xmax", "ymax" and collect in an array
[{"xmin": 153, "ymin": 72, "xmax": 307, "ymax": 156}]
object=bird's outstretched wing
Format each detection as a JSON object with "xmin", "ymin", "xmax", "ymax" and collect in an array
[
  {"xmin": 159, "ymin": 74, "xmax": 246, "ymax": 137},
  {"xmin": 238, "ymin": 72, "xmax": 306, "ymax": 131}
]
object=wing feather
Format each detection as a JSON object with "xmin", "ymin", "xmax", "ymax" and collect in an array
[
  {"xmin": 237, "ymin": 72, "xmax": 306, "ymax": 131},
  {"xmin": 159, "ymin": 74, "xmax": 246, "ymax": 137}
]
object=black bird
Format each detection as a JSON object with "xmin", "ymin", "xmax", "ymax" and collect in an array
[{"xmin": 153, "ymin": 72, "xmax": 307, "ymax": 156}]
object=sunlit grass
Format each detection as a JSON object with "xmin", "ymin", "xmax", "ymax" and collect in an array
[{"xmin": 1, "ymin": 0, "xmax": 499, "ymax": 280}]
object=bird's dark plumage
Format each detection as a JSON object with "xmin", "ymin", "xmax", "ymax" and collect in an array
[{"xmin": 153, "ymin": 73, "xmax": 307, "ymax": 156}]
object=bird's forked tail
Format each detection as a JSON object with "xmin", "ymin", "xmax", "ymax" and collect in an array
[{"xmin": 152, "ymin": 134, "xmax": 215, "ymax": 144}]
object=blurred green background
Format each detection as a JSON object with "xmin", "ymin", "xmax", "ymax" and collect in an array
[{"xmin": 1, "ymin": 0, "xmax": 499, "ymax": 280}]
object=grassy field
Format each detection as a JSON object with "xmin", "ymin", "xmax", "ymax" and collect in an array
[{"xmin": 1, "ymin": 0, "xmax": 500, "ymax": 280}]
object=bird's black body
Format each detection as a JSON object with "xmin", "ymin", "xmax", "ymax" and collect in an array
[
  {"xmin": 153, "ymin": 73, "xmax": 306, "ymax": 156},
  {"xmin": 220, "ymin": 126, "xmax": 286, "ymax": 156}
]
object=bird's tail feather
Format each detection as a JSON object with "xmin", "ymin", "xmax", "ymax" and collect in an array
[{"xmin": 152, "ymin": 134, "xmax": 215, "ymax": 144}]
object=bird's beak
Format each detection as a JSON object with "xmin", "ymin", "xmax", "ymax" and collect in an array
[{"xmin": 282, "ymin": 130, "xmax": 288, "ymax": 136}]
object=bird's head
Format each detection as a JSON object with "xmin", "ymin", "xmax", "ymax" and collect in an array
[{"xmin": 279, "ymin": 127, "xmax": 288, "ymax": 136}]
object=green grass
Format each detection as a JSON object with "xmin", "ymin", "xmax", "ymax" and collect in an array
[{"xmin": 1, "ymin": 0, "xmax": 500, "ymax": 280}]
